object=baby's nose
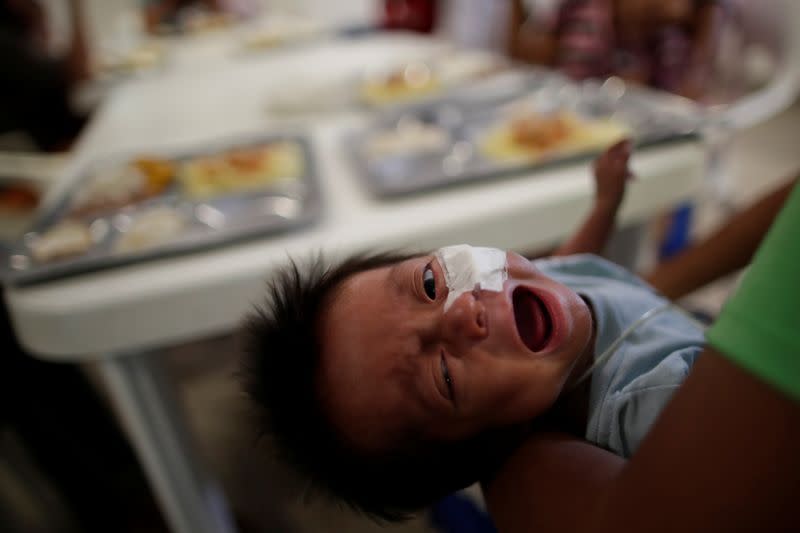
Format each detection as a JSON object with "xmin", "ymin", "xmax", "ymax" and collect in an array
[{"xmin": 443, "ymin": 289, "xmax": 488, "ymax": 343}]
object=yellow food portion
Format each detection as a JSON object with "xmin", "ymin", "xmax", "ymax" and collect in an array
[
  {"xmin": 243, "ymin": 32, "xmax": 284, "ymax": 50},
  {"xmin": 179, "ymin": 142, "xmax": 303, "ymax": 199},
  {"xmin": 98, "ymin": 43, "xmax": 163, "ymax": 74},
  {"xmin": 134, "ymin": 157, "xmax": 176, "ymax": 195},
  {"xmin": 481, "ymin": 113, "xmax": 630, "ymax": 164},
  {"xmin": 185, "ymin": 12, "xmax": 233, "ymax": 34},
  {"xmin": 70, "ymin": 157, "xmax": 175, "ymax": 216},
  {"xmin": 360, "ymin": 65, "xmax": 441, "ymax": 106},
  {"xmin": 361, "ymin": 79, "xmax": 441, "ymax": 105},
  {"xmin": 243, "ymin": 25, "xmax": 321, "ymax": 51}
]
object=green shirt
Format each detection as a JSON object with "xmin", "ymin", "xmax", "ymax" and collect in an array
[{"xmin": 707, "ymin": 182, "xmax": 800, "ymax": 401}]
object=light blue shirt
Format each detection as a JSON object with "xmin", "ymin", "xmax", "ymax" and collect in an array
[{"xmin": 534, "ymin": 254, "xmax": 706, "ymax": 458}]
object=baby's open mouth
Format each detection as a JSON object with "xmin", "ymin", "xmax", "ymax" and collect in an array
[{"xmin": 513, "ymin": 287, "xmax": 553, "ymax": 353}]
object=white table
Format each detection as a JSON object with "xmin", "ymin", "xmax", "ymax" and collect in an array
[{"xmin": 3, "ymin": 34, "xmax": 705, "ymax": 533}]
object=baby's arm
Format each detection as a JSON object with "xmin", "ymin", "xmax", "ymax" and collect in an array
[{"xmin": 552, "ymin": 140, "xmax": 633, "ymax": 257}]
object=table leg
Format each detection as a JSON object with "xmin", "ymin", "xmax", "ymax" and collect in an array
[{"xmin": 98, "ymin": 352, "xmax": 237, "ymax": 533}]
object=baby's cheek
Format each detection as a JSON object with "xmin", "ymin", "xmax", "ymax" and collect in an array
[{"xmin": 492, "ymin": 362, "xmax": 563, "ymax": 420}]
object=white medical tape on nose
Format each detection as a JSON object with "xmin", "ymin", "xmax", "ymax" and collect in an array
[{"xmin": 434, "ymin": 245, "xmax": 508, "ymax": 312}]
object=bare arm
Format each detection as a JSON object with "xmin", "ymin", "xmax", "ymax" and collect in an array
[
  {"xmin": 485, "ymin": 348, "xmax": 800, "ymax": 532},
  {"xmin": 646, "ymin": 176, "xmax": 797, "ymax": 299},
  {"xmin": 485, "ymin": 432, "xmax": 625, "ymax": 533},
  {"xmin": 553, "ymin": 140, "xmax": 633, "ymax": 257}
]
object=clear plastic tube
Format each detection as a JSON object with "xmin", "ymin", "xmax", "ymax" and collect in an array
[{"xmin": 570, "ymin": 302, "xmax": 709, "ymax": 390}]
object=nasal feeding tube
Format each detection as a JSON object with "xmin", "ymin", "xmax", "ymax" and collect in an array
[{"xmin": 569, "ymin": 302, "xmax": 709, "ymax": 390}]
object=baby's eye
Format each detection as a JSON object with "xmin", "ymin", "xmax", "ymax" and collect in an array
[{"xmin": 423, "ymin": 263, "xmax": 436, "ymax": 300}]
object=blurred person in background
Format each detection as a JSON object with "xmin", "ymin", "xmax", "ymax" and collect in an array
[
  {"xmin": 0, "ymin": 4, "xmax": 168, "ymax": 530},
  {"xmin": 143, "ymin": 0, "xmax": 220, "ymax": 33},
  {"xmin": 509, "ymin": 0, "xmax": 731, "ymax": 262},
  {"xmin": 142, "ymin": 0, "xmax": 258, "ymax": 34},
  {"xmin": 383, "ymin": 0, "xmax": 438, "ymax": 34},
  {"xmin": 509, "ymin": 0, "xmax": 727, "ymax": 100},
  {"xmin": 0, "ymin": 294, "xmax": 169, "ymax": 532},
  {"xmin": 0, "ymin": 0, "xmax": 89, "ymax": 151}
]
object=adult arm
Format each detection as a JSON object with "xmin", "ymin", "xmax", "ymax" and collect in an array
[
  {"xmin": 645, "ymin": 176, "xmax": 797, "ymax": 299},
  {"xmin": 486, "ymin": 350, "xmax": 800, "ymax": 532},
  {"xmin": 553, "ymin": 140, "xmax": 633, "ymax": 256},
  {"xmin": 487, "ymin": 182, "xmax": 800, "ymax": 532}
]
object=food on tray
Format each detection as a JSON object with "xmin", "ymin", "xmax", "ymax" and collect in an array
[
  {"xmin": 360, "ymin": 53, "xmax": 508, "ymax": 107},
  {"xmin": 70, "ymin": 157, "xmax": 175, "ymax": 216},
  {"xmin": 243, "ymin": 29, "xmax": 293, "ymax": 50},
  {"xmin": 360, "ymin": 62, "xmax": 441, "ymax": 106},
  {"xmin": 481, "ymin": 111, "xmax": 629, "ymax": 163},
  {"xmin": 0, "ymin": 180, "xmax": 42, "ymax": 241},
  {"xmin": 136, "ymin": 157, "xmax": 175, "ymax": 194},
  {"xmin": 437, "ymin": 51, "xmax": 506, "ymax": 85},
  {"xmin": 365, "ymin": 119, "xmax": 450, "ymax": 158},
  {"xmin": 29, "ymin": 220, "xmax": 93, "ymax": 262},
  {"xmin": 242, "ymin": 14, "xmax": 325, "ymax": 50},
  {"xmin": 182, "ymin": 11, "xmax": 233, "ymax": 34},
  {"xmin": 0, "ymin": 182, "xmax": 40, "ymax": 211},
  {"xmin": 179, "ymin": 141, "xmax": 303, "ymax": 198},
  {"xmin": 98, "ymin": 43, "xmax": 164, "ymax": 75},
  {"xmin": 114, "ymin": 206, "xmax": 187, "ymax": 253}
]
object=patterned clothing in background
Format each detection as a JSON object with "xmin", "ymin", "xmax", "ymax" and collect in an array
[
  {"xmin": 521, "ymin": 0, "xmax": 722, "ymax": 92},
  {"xmin": 556, "ymin": 0, "xmax": 615, "ymax": 81}
]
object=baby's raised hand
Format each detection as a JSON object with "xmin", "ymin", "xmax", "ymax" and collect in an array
[{"xmin": 593, "ymin": 139, "xmax": 634, "ymax": 210}]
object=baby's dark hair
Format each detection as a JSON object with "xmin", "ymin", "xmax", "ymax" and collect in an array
[{"xmin": 241, "ymin": 252, "xmax": 522, "ymax": 522}]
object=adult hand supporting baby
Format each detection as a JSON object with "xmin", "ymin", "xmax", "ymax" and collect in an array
[{"xmin": 485, "ymin": 182, "xmax": 800, "ymax": 532}]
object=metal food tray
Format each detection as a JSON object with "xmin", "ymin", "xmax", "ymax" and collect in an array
[
  {"xmin": 350, "ymin": 78, "xmax": 704, "ymax": 198},
  {"xmin": 4, "ymin": 133, "xmax": 321, "ymax": 286},
  {"xmin": 357, "ymin": 64, "xmax": 553, "ymax": 113}
]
